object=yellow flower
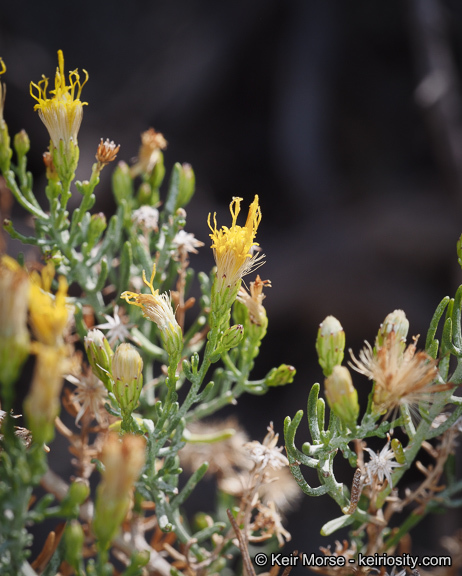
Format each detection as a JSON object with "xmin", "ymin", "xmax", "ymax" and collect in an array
[
  {"xmin": 0, "ymin": 256, "xmax": 30, "ymax": 392},
  {"xmin": 24, "ymin": 343, "xmax": 67, "ymax": 444},
  {"xmin": 208, "ymin": 195, "xmax": 264, "ymax": 291},
  {"xmin": 93, "ymin": 433, "xmax": 146, "ymax": 549},
  {"xmin": 30, "ymin": 50, "xmax": 88, "ymax": 150},
  {"xmin": 0, "ymin": 256, "xmax": 29, "ymax": 342},
  {"xmin": 29, "ymin": 263, "xmax": 72, "ymax": 347},
  {"xmin": 121, "ymin": 265, "xmax": 182, "ymax": 355}
]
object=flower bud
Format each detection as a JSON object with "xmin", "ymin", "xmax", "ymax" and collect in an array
[
  {"xmin": 44, "ymin": 247, "xmax": 64, "ymax": 267},
  {"xmin": 324, "ymin": 366, "xmax": 359, "ymax": 430},
  {"xmin": 13, "ymin": 129, "xmax": 30, "ymax": 158},
  {"xmin": 391, "ymin": 438, "xmax": 406, "ymax": 464},
  {"xmin": 218, "ymin": 324, "xmax": 244, "ymax": 353},
  {"xmin": 88, "ymin": 212, "xmax": 107, "ymax": 242},
  {"xmin": 376, "ymin": 309, "xmax": 409, "ymax": 349},
  {"xmin": 64, "ymin": 480, "xmax": 90, "ymax": 509},
  {"xmin": 85, "ymin": 329, "xmax": 114, "ymax": 390},
  {"xmin": 112, "ymin": 343, "xmax": 143, "ymax": 417},
  {"xmin": 64, "ymin": 520, "xmax": 85, "ymax": 569},
  {"xmin": 112, "ymin": 161, "xmax": 134, "ymax": 204},
  {"xmin": 265, "ymin": 364, "xmax": 296, "ymax": 387},
  {"xmin": 175, "ymin": 162, "xmax": 195, "ymax": 210},
  {"xmin": 0, "ymin": 62, "xmax": 12, "ymax": 173},
  {"xmin": 316, "ymin": 316, "xmax": 345, "ymax": 377}
]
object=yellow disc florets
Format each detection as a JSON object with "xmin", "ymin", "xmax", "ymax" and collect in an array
[
  {"xmin": 30, "ymin": 50, "xmax": 88, "ymax": 149},
  {"xmin": 208, "ymin": 195, "xmax": 264, "ymax": 290}
]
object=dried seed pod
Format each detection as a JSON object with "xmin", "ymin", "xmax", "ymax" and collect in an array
[{"xmin": 348, "ymin": 468, "xmax": 362, "ymax": 514}]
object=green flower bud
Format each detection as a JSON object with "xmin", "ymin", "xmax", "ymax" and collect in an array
[
  {"xmin": 0, "ymin": 120, "xmax": 11, "ymax": 173},
  {"xmin": 175, "ymin": 162, "xmax": 195, "ymax": 210},
  {"xmin": 13, "ymin": 130, "xmax": 30, "ymax": 158},
  {"xmin": 52, "ymin": 138, "xmax": 80, "ymax": 184},
  {"xmin": 64, "ymin": 520, "xmax": 85, "ymax": 569},
  {"xmin": 44, "ymin": 247, "xmax": 65, "ymax": 267},
  {"xmin": 391, "ymin": 438, "xmax": 406, "ymax": 464},
  {"xmin": 265, "ymin": 364, "xmax": 296, "ymax": 387},
  {"xmin": 112, "ymin": 161, "xmax": 134, "ymax": 204},
  {"xmin": 458, "ymin": 233, "xmax": 462, "ymax": 271},
  {"xmin": 150, "ymin": 149, "xmax": 165, "ymax": 190},
  {"xmin": 219, "ymin": 324, "xmax": 244, "ymax": 352},
  {"xmin": 0, "ymin": 67, "xmax": 12, "ymax": 173},
  {"xmin": 64, "ymin": 480, "xmax": 90, "ymax": 508},
  {"xmin": 88, "ymin": 212, "xmax": 107, "ymax": 243},
  {"xmin": 376, "ymin": 309, "xmax": 409, "ymax": 349},
  {"xmin": 324, "ymin": 366, "xmax": 359, "ymax": 430},
  {"xmin": 112, "ymin": 343, "xmax": 143, "ymax": 417},
  {"xmin": 316, "ymin": 316, "xmax": 345, "ymax": 377},
  {"xmin": 84, "ymin": 329, "xmax": 114, "ymax": 391}
]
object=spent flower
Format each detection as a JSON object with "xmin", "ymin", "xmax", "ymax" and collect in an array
[
  {"xmin": 95, "ymin": 138, "xmax": 120, "ymax": 170},
  {"xmin": 364, "ymin": 438, "xmax": 403, "ymax": 488},
  {"xmin": 245, "ymin": 423, "xmax": 288, "ymax": 471},
  {"xmin": 130, "ymin": 127, "xmax": 167, "ymax": 177},
  {"xmin": 132, "ymin": 205, "xmax": 159, "ymax": 233},
  {"xmin": 95, "ymin": 305, "xmax": 135, "ymax": 347},
  {"xmin": 172, "ymin": 229, "xmax": 204, "ymax": 254},
  {"xmin": 237, "ymin": 275, "xmax": 271, "ymax": 327},
  {"xmin": 349, "ymin": 331, "xmax": 445, "ymax": 416},
  {"xmin": 66, "ymin": 367, "xmax": 108, "ymax": 426}
]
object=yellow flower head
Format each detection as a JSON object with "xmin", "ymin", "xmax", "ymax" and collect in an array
[
  {"xmin": 29, "ymin": 262, "xmax": 72, "ymax": 347},
  {"xmin": 30, "ymin": 50, "xmax": 88, "ymax": 149},
  {"xmin": 121, "ymin": 265, "xmax": 182, "ymax": 355},
  {"xmin": 208, "ymin": 195, "xmax": 264, "ymax": 290},
  {"xmin": 0, "ymin": 255, "xmax": 29, "ymax": 340},
  {"xmin": 0, "ymin": 256, "xmax": 30, "ymax": 389},
  {"xmin": 24, "ymin": 343, "xmax": 67, "ymax": 444}
]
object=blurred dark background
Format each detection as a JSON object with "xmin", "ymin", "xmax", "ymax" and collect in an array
[{"xmin": 2, "ymin": 0, "xmax": 462, "ymax": 569}]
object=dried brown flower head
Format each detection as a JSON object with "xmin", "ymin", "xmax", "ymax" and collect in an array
[
  {"xmin": 349, "ymin": 332, "xmax": 448, "ymax": 417},
  {"xmin": 96, "ymin": 138, "xmax": 120, "ymax": 168},
  {"xmin": 237, "ymin": 275, "xmax": 271, "ymax": 326},
  {"xmin": 131, "ymin": 128, "xmax": 167, "ymax": 176}
]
